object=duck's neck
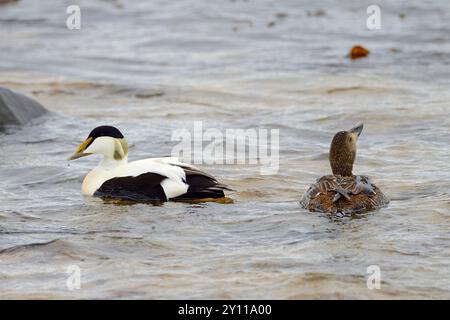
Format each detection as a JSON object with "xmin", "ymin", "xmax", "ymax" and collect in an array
[
  {"xmin": 332, "ymin": 166, "xmax": 353, "ymax": 177},
  {"xmin": 330, "ymin": 148, "xmax": 355, "ymax": 177},
  {"xmin": 98, "ymin": 155, "xmax": 128, "ymax": 170},
  {"xmin": 82, "ymin": 156, "xmax": 129, "ymax": 196},
  {"xmin": 330, "ymin": 159, "xmax": 353, "ymax": 177}
]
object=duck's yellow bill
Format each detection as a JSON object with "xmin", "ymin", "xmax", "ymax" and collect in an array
[{"xmin": 68, "ymin": 137, "xmax": 93, "ymax": 160}]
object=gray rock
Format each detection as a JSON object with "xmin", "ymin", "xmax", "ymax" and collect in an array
[{"xmin": 0, "ymin": 87, "xmax": 47, "ymax": 126}]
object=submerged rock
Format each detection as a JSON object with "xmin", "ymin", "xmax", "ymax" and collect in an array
[{"xmin": 0, "ymin": 87, "xmax": 47, "ymax": 126}]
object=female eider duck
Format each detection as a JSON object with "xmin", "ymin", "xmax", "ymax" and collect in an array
[
  {"xmin": 300, "ymin": 124, "xmax": 388, "ymax": 214},
  {"xmin": 68, "ymin": 126, "xmax": 231, "ymax": 202}
]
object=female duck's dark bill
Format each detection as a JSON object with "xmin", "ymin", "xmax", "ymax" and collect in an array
[{"xmin": 350, "ymin": 123, "xmax": 364, "ymax": 136}]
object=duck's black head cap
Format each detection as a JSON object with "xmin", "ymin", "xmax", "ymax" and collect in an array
[
  {"xmin": 329, "ymin": 124, "xmax": 363, "ymax": 177},
  {"xmin": 87, "ymin": 126, "xmax": 124, "ymax": 140}
]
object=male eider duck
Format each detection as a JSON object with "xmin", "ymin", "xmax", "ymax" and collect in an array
[
  {"xmin": 68, "ymin": 126, "xmax": 231, "ymax": 202},
  {"xmin": 300, "ymin": 124, "xmax": 388, "ymax": 214}
]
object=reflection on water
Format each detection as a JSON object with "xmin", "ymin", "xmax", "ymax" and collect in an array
[{"xmin": 0, "ymin": 0, "xmax": 450, "ymax": 299}]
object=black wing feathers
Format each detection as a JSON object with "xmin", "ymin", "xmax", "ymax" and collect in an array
[
  {"xmin": 172, "ymin": 165, "xmax": 230, "ymax": 200},
  {"xmin": 94, "ymin": 164, "xmax": 230, "ymax": 202},
  {"xmin": 94, "ymin": 172, "xmax": 168, "ymax": 201}
]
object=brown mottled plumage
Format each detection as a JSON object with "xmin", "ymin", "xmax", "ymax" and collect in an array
[{"xmin": 300, "ymin": 124, "xmax": 389, "ymax": 214}]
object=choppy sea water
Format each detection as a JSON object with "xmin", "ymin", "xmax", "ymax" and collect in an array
[{"xmin": 0, "ymin": 0, "xmax": 449, "ymax": 299}]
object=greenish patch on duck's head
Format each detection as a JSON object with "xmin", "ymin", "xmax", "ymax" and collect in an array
[{"xmin": 114, "ymin": 138, "xmax": 128, "ymax": 160}]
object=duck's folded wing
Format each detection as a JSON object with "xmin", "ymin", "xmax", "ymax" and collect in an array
[
  {"xmin": 170, "ymin": 164, "xmax": 232, "ymax": 200},
  {"xmin": 94, "ymin": 172, "xmax": 168, "ymax": 201},
  {"xmin": 150, "ymin": 158, "xmax": 232, "ymax": 198},
  {"xmin": 307, "ymin": 175, "xmax": 341, "ymax": 197},
  {"xmin": 303, "ymin": 175, "xmax": 375, "ymax": 204},
  {"xmin": 340, "ymin": 175, "xmax": 376, "ymax": 196}
]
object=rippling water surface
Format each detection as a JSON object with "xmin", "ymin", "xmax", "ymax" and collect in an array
[{"xmin": 1, "ymin": 0, "xmax": 449, "ymax": 299}]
